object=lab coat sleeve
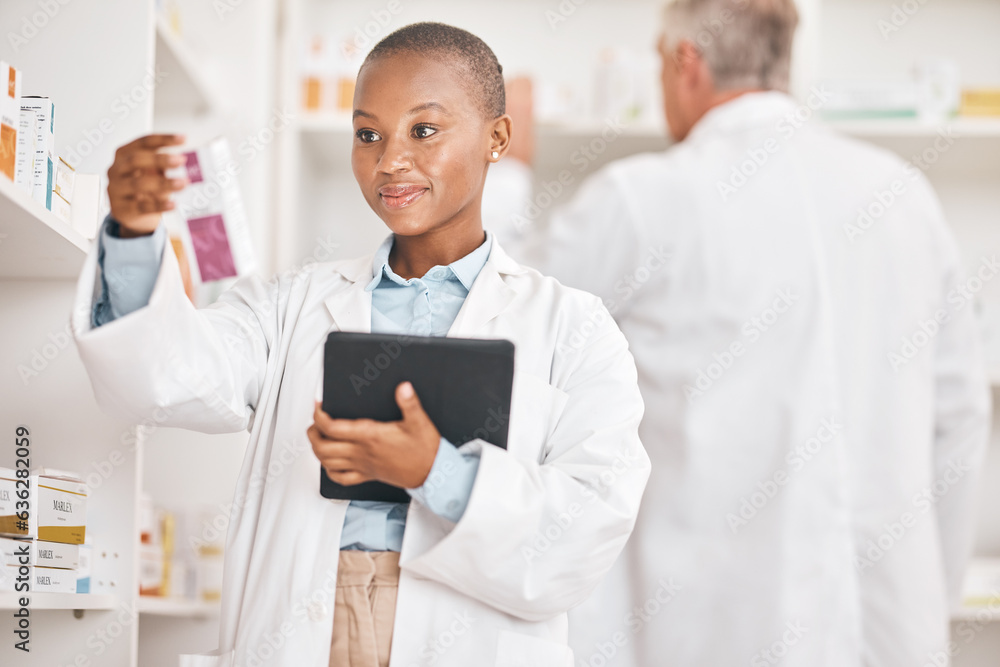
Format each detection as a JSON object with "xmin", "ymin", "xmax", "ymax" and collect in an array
[
  {"xmin": 485, "ymin": 160, "xmax": 646, "ymax": 318},
  {"xmin": 926, "ymin": 200, "xmax": 992, "ymax": 606},
  {"xmin": 71, "ymin": 226, "xmax": 282, "ymax": 434},
  {"xmin": 400, "ymin": 297, "xmax": 649, "ymax": 622}
]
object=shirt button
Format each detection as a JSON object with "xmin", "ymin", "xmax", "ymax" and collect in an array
[
  {"xmin": 431, "ymin": 268, "xmax": 447, "ymax": 280},
  {"xmin": 307, "ymin": 601, "xmax": 328, "ymax": 621}
]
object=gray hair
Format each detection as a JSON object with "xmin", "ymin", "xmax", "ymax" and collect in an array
[{"xmin": 662, "ymin": 0, "xmax": 799, "ymax": 92}]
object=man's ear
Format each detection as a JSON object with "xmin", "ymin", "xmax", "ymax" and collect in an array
[
  {"xmin": 674, "ymin": 40, "xmax": 703, "ymax": 85},
  {"xmin": 488, "ymin": 114, "xmax": 514, "ymax": 161}
]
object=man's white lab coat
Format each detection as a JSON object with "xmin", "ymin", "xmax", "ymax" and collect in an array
[
  {"xmin": 71, "ymin": 236, "xmax": 650, "ymax": 666},
  {"xmin": 488, "ymin": 91, "xmax": 991, "ymax": 667}
]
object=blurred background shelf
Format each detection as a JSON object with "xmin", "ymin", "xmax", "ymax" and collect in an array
[
  {"xmin": 953, "ymin": 605, "xmax": 1000, "ymax": 622},
  {"xmin": 0, "ymin": 176, "xmax": 89, "ymax": 280},
  {"xmin": 137, "ymin": 596, "xmax": 220, "ymax": 618},
  {"xmin": 154, "ymin": 15, "xmax": 223, "ymax": 117},
  {"xmin": 299, "ymin": 112, "xmax": 352, "ymax": 132},
  {"xmin": 0, "ymin": 593, "xmax": 117, "ymax": 611},
  {"xmin": 827, "ymin": 117, "xmax": 1000, "ymax": 138}
]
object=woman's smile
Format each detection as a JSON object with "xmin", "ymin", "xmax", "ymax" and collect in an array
[{"xmin": 378, "ymin": 183, "xmax": 429, "ymax": 209}]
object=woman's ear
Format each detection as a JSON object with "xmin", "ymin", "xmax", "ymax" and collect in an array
[{"xmin": 488, "ymin": 114, "xmax": 514, "ymax": 162}]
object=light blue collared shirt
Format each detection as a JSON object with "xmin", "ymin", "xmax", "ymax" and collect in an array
[
  {"xmin": 93, "ymin": 218, "xmax": 489, "ymax": 552},
  {"xmin": 340, "ymin": 232, "xmax": 492, "ymax": 550}
]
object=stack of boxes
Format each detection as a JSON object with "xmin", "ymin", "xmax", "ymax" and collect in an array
[
  {"xmin": 0, "ymin": 468, "xmax": 91, "ymax": 594},
  {"xmin": 0, "ymin": 60, "xmax": 101, "ymax": 240}
]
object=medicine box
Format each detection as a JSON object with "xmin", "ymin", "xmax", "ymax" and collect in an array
[
  {"xmin": 20, "ymin": 96, "xmax": 55, "ymax": 210},
  {"xmin": 0, "ymin": 563, "xmax": 77, "ymax": 593},
  {"xmin": 29, "ymin": 470, "xmax": 87, "ymax": 545},
  {"xmin": 0, "ymin": 537, "xmax": 79, "ymax": 569}
]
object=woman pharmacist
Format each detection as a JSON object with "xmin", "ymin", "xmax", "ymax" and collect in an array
[{"xmin": 70, "ymin": 23, "xmax": 649, "ymax": 667}]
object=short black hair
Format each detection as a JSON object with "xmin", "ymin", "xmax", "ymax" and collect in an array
[{"xmin": 362, "ymin": 22, "xmax": 505, "ymax": 119}]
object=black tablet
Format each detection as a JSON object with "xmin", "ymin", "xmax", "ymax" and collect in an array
[{"xmin": 320, "ymin": 332, "xmax": 515, "ymax": 503}]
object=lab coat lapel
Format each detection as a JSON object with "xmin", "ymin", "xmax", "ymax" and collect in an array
[
  {"xmin": 324, "ymin": 256, "xmax": 374, "ymax": 333},
  {"xmin": 449, "ymin": 245, "xmax": 519, "ymax": 337}
]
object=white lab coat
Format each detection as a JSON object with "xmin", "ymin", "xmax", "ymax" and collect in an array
[
  {"xmin": 488, "ymin": 92, "xmax": 991, "ymax": 667},
  {"xmin": 71, "ymin": 236, "xmax": 650, "ymax": 666}
]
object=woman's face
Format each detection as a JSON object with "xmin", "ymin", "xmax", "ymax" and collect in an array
[{"xmin": 352, "ymin": 53, "xmax": 494, "ymax": 238}]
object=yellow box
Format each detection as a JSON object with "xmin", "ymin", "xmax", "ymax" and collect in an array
[
  {"xmin": 960, "ymin": 89, "xmax": 1000, "ymax": 117},
  {"xmin": 29, "ymin": 470, "xmax": 87, "ymax": 545}
]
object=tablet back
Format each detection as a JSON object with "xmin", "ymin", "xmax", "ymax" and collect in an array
[{"xmin": 320, "ymin": 332, "xmax": 515, "ymax": 503}]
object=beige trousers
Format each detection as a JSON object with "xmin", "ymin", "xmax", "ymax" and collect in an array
[{"xmin": 329, "ymin": 551, "xmax": 401, "ymax": 667}]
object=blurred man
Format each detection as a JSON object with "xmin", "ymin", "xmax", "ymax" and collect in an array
[{"xmin": 487, "ymin": 0, "xmax": 991, "ymax": 664}]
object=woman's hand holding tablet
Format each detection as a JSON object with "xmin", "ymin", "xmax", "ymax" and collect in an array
[{"xmin": 308, "ymin": 381, "xmax": 442, "ymax": 489}]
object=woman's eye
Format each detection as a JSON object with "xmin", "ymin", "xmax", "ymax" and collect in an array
[
  {"xmin": 356, "ymin": 129, "xmax": 381, "ymax": 143},
  {"xmin": 412, "ymin": 125, "xmax": 437, "ymax": 139}
]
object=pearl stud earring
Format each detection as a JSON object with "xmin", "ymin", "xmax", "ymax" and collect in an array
[{"xmin": 491, "ymin": 151, "xmax": 499, "ymax": 159}]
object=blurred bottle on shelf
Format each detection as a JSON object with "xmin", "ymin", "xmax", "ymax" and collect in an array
[{"xmin": 915, "ymin": 58, "xmax": 960, "ymax": 123}]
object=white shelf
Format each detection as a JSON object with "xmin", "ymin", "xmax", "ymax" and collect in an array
[
  {"xmin": 297, "ymin": 112, "xmax": 666, "ymax": 139},
  {"xmin": 0, "ymin": 592, "xmax": 117, "ymax": 611},
  {"xmin": 536, "ymin": 118, "xmax": 665, "ymax": 138},
  {"xmin": 952, "ymin": 604, "xmax": 1000, "ymax": 622},
  {"xmin": 826, "ymin": 116, "xmax": 1000, "ymax": 138},
  {"xmin": 299, "ymin": 111, "xmax": 353, "ymax": 132},
  {"xmin": 154, "ymin": 16, "xmax": 222, "ymax": 116},
  {"xmin": 138, "ymin": 596, "xmax": 220, "ymax": 618},
  {"xmin": 0, "ymin": 175, "xmax": 90, "ymax": 279},
  {"xmin": 298, "ymin": 111, "xmax": 1000, "ymax": 143}
]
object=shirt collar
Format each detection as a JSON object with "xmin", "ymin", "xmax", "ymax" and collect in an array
[{"xmin": 364, "ymin": 231, "xmax": 494, "ymax": 292}]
